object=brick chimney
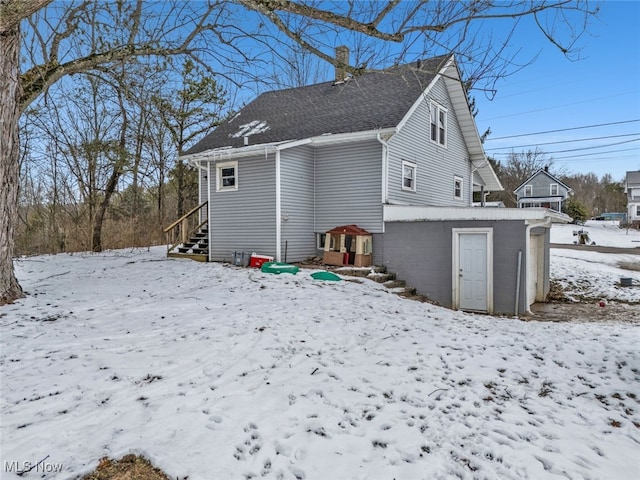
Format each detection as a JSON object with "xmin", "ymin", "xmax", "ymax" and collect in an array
[{"xmin": 335, "ymin": 45, "xmax": 349, "ymax": 83}]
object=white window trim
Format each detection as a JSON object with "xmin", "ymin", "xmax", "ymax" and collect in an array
[
  {"xmin": 429, "ymin": 101, "xmax": 448, "ymax": 147},
  {"xmin": 524, "ymin": 185, "xmax": 533, "ymax": 197},
  {"xmin": 401, "ymin": 160, "xmax": 417, "ymax": 192},
  {"xmin": 454, "ymin": 175, "xmax": 464, "ymax": 200},
  {"xmin": 216, "ymin": 160, "xmax": 238, "ymax": 192},
  {"xmin": 550, "ymin": 183, "xmax": 559, "ymax": 196}
]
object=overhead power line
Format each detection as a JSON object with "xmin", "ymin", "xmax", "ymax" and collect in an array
[
  {"xmin": 485, "ymin": 132, "xmax": 640, "ymax": 151},
  {"xmin": 484, "ymin": 119, "xmax": 640, "ymax": 141},
  {"xmin": 550, "ymin": 148, "xmax": 640, "ymax": 161},
  {"xmin": 489, "ymin": 138, "xmax": 640, "ymax": 156}
]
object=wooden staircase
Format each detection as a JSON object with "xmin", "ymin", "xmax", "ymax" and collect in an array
[{"xmin": 163, "ymin": 202, "xmax": 209, "ymax": 262}]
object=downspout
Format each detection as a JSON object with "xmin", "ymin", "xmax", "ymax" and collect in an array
[
  {"xmin": 377, "ymin": 133, "xmax": 390, "ymax": 204},
  {"xmin": 515, "ymin": 250, "xmax": 522, "ymax": 317},
  {"xmin": 275, "ymin": 147, "xmax": 282, "ymax": 262},
  {"xmin": 377, "ymin": 133, "xmax": 390, "ymax": 236}
]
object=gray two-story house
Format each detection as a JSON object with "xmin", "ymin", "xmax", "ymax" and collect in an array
[
  {"xmin": 514, "ymin": 167, "xmax": 572, "ymax": 212},
  {"xmin": 176, "ymin": 51, "xmax": 569, "ymax": 316}
]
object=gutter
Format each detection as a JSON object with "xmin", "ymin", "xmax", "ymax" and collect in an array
[{"xmin": 182, "ymin": 129, "xmax": 395, "ymax": 165}]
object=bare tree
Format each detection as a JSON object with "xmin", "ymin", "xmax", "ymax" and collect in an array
[
  {"xmin": 1, "ymin": 0, "xmax": 598, "ymax": 304},
  {"xmin": 153, "ymin": 60, "xmax": 227, "ymax": 216}
]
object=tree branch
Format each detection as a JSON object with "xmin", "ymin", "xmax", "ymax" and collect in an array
[
  {"xmin": 238, "ymin": 0, "xmax": 404, "ymax": 41},
  {"xmin": 0, "ymin": 0, "xmax": 52, "ymax": 33}
]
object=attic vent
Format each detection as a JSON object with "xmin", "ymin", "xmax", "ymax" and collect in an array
[{"xmin": 243, "ymin": 136, "xmax": 249, "ymax": 146}]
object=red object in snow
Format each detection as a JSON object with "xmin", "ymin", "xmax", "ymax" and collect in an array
[
  {"xmin": 598, "ymin": 300, "xmax": 606, "ymax": 308},
  {"xmin": 250, "ymin": 254, "xmax": 273, "ymax": 268}
]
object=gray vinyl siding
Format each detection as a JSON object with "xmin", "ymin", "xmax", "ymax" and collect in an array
[
  {"xmin": 281, "ymin": 146, "xmax": 316, "ymax": 262},
  {"xmin": 314, "ymin": 140, "xmax": 383, "ymax": 233},
  {"xmin": 387, "ymin": 78, "xmax": 472, "ymax": 206},
  {"xmin": 209, "ymin": 153, "xmax": 276, "ymax": 261}
]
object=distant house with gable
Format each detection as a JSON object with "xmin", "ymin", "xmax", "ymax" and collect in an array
[
  {"xmin": 514, "ymin": 167, "xmax": 572, "ymax": 212},
  {"xmin": 625, "ymin": 170, "xmax": 640, "ymax": 225}
]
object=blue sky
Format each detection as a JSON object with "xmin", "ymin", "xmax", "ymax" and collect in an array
[{"xmin": 473, "ymin": 0, "xmax": 640, "ymax": 182}]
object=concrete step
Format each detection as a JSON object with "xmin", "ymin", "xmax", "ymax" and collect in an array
[{"xmin": 383, "ymin": 279, "xmax": 407, "ymax": 289}]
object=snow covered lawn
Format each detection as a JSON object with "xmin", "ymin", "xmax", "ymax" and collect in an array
[
  {"xmin": 1, "ymin": 244, "xmax": 639, "ymax": 479},
  {"xmin": 550, "ymin": 221, "xmax": 640, "ymax": 304}
]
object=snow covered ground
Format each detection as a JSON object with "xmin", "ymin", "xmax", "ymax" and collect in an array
[
  {"xmin": 1, "ymin": 224, "xmax": 639, "ymax": 480},
  {"xmin": 550, "ymin": 220, "xmax": 640, "ymax": 304}
]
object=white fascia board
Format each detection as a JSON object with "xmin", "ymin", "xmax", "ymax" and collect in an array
[
  {"xmin": 308, "ymin": 128, "xmax": 396, "ymax": 146},
  {"xmin": 395, "ymin": 56, "xmax": 453, "ymax": 133},
  {"xmin": 181, "ymin": 142, "xmax": 283, "ymax": 165},
  {"xmin": 471, "ymin": 156, "xmax": 503, "ymax": 192},
  {"xmin": 383, "ymin": 204, "xmax": 572, "ymax": 224},
  {"xmin": 182, "ymin": 129, "xmax": 395, "ymax": 168},
  {"xmin": 276, "ymin": 138, "xmax": 312, "ymax": 151}
]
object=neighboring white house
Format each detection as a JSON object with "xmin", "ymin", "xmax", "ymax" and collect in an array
[
  {"xmin": 514, "ymin": 167, "xmax": 572, "ymax": 212},
  {"xmin": 625, "ymin": 170, "xmax": 640, "ymax": 225}
]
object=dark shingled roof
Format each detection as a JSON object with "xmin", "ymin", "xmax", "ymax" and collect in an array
[{"xmin": 184, "ymin": 55, "xmax": 450, "ymax": 155}]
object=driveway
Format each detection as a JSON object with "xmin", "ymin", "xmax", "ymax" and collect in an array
[
  {"xmin": 551, "ymin": 243, "xmax": 640, "ymax": 255},
  {"xmin": 529, "ymin": 301, "xmax": 639, "ymax": 324}
]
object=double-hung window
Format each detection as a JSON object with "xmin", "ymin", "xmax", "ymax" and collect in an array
[
  {"xmin": 454, "ymin": 176, "xmax": 463, "ymax": 200},
  {"xmin": 216, "ymin": 161, "xmax": 238, "ymax": 191},
  {"xmin": 430, "ymin": 102, "xmax": 447, "ymax": 146},
  {"xmin": 550, "ymin": 184, "xmax": 559, "ymax": 196},
  {"xmin": 524, "ymin": 185, "xmax": 533, "ymax": 197},
  {"xmin": 402, "ymin": 161, "xmax": 417, "ymax": 192}
]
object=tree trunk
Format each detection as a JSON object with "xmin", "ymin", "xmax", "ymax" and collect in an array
[
  {"xmin": 0, "ymin": 22, "xmax": 25, "ymax": 304},
  {"xmin": 176, "ymin": 159, "xmax": 185, "ymax": 217},
  {"xmin": 91, "ymin": 166, "xmax": 122, "ymax": 252}
]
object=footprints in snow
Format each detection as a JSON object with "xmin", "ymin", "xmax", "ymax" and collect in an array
[
  {"xmin": 234, "ymin": 423, "xmax": 307, "ymax": 480},
  {"xmin": 234, "ymin": 423, "xmax": 262, "ymax": 460},
  {"xmin": 201, "ymin": 408, "xmax": 224, "ymax": 431}
]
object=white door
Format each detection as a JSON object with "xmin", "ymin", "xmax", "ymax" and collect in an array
[{"xmin": 459, "ymin": 233, "xmax": 488, "ymax": 312}]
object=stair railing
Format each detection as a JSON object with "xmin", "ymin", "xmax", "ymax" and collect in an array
[{"xmin": 163, "ymin": 201, "xmax": 208, "ymax": 254}]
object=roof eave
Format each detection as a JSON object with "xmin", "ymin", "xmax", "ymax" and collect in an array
[{"xmin": 181, "ymin": 128, "xmax": 397, "ymax": 164}]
